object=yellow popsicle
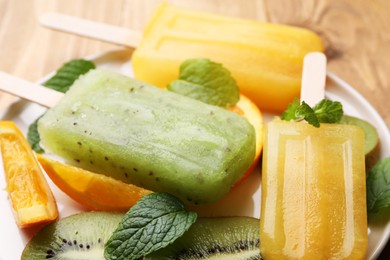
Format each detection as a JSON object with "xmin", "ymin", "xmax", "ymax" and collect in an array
[
  {"xmin": 132, "ymin": 3, "xmax": 323, "ymax": 112},
  {"xmin": 260, "ymin": 120, "xmax": 368, "ymax": 259}
]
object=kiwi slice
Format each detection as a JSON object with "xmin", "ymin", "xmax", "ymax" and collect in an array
[
  {"xmin": 145, "ymin": 216, "xmax": 261, "ymax": 259},
  {"xmin": 22, "ymin": 212, "xmax": 123, "ymax": 259},
  {"xmin": 339, "ymin": 115, "xmax": 380, "ymax": 170}
]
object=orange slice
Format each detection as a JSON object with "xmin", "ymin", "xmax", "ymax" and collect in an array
[
  {"xmin": 37, "ymin": 154, "xmax": 152, "ymax": 212},
  {"xmin": 0, "ymin": 121, "xmax": 58, "ymax": 228},
  {"xmin": 231, "ymin": 94, "xmax": 264, "ymax": 186}
]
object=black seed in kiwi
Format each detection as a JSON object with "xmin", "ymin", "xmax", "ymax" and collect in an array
[
  {"xmin": 21, "ymin": 212, "xmax": 123, "ymax": 260},
  {"xmin": 144, "ymin": 216, "xmax": 261, "ymax": 259},
  {"xmin": 339, "ymin": 115, "xmax": 380, "ymax": 170}
]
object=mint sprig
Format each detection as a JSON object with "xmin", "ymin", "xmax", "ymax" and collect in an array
[
  {"xmin": 281, "ymin": 98, "xmax": 343, "ymax": 127},
  {"xmin": 296, "ymin": 101, "xmax": 320, "ymax": 127},
  {"xmin": 27, "ymin": 59, "xmax": 95, "ymax": 152},
  {"xmin": 104, "ymin": 192, "xmax": 197, "ymax": 260},
  {"xmin": 366, "ymin": 157, "xmax": 390, "ymax": 214},
  {"xmin": 168, "ymin": 58, "xmax": 239, "ymax": 108}
]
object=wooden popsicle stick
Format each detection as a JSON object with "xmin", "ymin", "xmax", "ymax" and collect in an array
[
  {"xmin": 0, "ymin": 53, "xmax": 326, "ymax": 109},
  {"xmin": 300, "ymin": 52, "xmax": 327, "ymax": 106},
  {"xmin": 0, "ymin": 71, "xmax": 63, "ymax": 108},
  {"xmin": 39, "ymin": 12, "xmax": 142, "ymax": 48}
]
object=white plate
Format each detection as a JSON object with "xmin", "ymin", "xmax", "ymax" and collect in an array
[{"xmin": 0, "ymin": 49, "xmax": 389, "ymax": 259}]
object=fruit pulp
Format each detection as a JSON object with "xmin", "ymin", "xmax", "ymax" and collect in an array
[{"xmin": 0, "ymin": 121, "xmax": 58, "ymax": 228}]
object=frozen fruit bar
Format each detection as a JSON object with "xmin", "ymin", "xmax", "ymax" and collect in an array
[
  {"xmin": 132, "ymin": 3, "xmax": 323, "ymax": 112},
  {"xmin": 38, "ymin": 69, "xmax": 255, "ymax": 205},
  {"xmin": 260, "ymin": 120, "xmax": 367, "ymax": 259}
]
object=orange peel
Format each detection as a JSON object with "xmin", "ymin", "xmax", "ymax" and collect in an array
[
  {"xmin": 37, "ymin": 154, "xmax": 152, "ymax": 212},
  {"xmin": 231, "ymin": 94, "xmax": 264, "ymax": 186}
]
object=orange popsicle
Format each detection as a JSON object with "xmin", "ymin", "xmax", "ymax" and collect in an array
[
  {"xmin": 132, "ymin": 3, "xmax": 323, "ymax": 112},
  {"xmin": 260, "ymin": 53, "xmax": 368, "ymax": 259},
  {"xmin": 260, "ymin": 121, "xmax": 367, "ymax": 259}
]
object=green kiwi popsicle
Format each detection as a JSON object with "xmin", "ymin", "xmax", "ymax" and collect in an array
[{"xmin": 38, "ymin": 69, "xmax": 255, "ymax": 204}]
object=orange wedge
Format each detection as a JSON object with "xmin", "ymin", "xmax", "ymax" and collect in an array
[
  {"xmin": 0, "ymin": 121, "xmax": 58, "ymax": 228},
  {"xmin": 231, "ymin": 94, "xmax": 264, "ymax": 186},
  {"xmin": 37, "ymin": 154, "xmax": 152, "ymax": 212}
]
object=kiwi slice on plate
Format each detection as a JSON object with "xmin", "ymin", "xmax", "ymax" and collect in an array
[
  {"xmin": 339, "ymin": 115, "xmax": 380, "ymax": 170},
  {"xmin": 22, "ymin": 213, "xmax": 259, "ymax": 259},
  {"xmin": 145, "ymin": 216, "xmax": 261, "ymax": 260},
  {"xmin": 22, "ymin": 212, "xmax": 123, "ymax": 259}
]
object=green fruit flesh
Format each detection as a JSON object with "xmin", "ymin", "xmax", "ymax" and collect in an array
[
  {"xmin": 339, "ymin": 115, "xmax": 380, "ymax": 169},
  {"xmin": 21, "ymin": 212, "xmax": 123, "ymax": 260},
  {"xmin": 339, "ymin": 115, "xmax": 378, "ymax": 155},
  {"xmin": 145, "ymin": 217, "xmax": 261, "ymax": 259},
  {"xmin": 38, "ymin": 69, "xmax": 256, "ymax": 205}
]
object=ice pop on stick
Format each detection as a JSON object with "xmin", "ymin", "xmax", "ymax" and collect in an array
[
  {"xmin": 260, "ymin": 53, "xmax": 368, "ymax": 259},
  {"xmin": 1, "ymin": 69, "xmax": 255, "ymax": 205},
  {"xmin": 39, "ymin": 3, "xmax": 324, "ymax": 112},
  {"xmin": 132, "ymin": 3, "xmax": 323, "ymax": 112}
]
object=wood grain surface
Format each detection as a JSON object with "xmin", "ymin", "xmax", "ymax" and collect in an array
[{"xmin": 0, "ymin": 0, "xmax": 389, "ymax": 258}]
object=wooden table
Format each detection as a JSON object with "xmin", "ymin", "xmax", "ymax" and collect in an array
[{"xmin": 0, "ymin": 0, "xmax": 389, "ymax": 258}]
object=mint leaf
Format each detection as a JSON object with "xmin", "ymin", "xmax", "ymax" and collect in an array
[
  {"xmin": 313, "ymin": 99, "xmax": 343, "ymax": 123},
  {"xmin": 281, "ymin": 98, "xmax": 343, "ymax": 127},
  {"xmin": 104, "ymin": 192, "xmax": 197, "ymax": 260},
  {"xmin": 281, "ymin": 98, "xmax": 300, "ymax": 121},
  {"xmin": 367, "ymin": 157, "xmax": 390, "ymax": 214},
  {"xmin": 168, "ymin": 59, "xmax": 239, "ymax": 108},
  {"xmin": 27, "ymin": 117, "xmax": 44, "ymax": 153},
  {"xmin": 296, "ymin": 101, "xmax": 320, "ymax": 127},
  {"xmin": 27, "ymin": 59, "xmax": 95, "ymax": 152},
  {"xmin": 43, "ymin": 59, "xmax": 95, "ymax": 93}
]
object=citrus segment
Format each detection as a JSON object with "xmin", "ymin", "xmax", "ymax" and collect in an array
[
  {"xmin": 231, "ymin": 94, "xmax": 264, "ymax": 186},
  {"xmin": 0, "ymin": 121, "xmax": 58, "ymax": 228},
  {"xmin": 37, "ymin": 154, "xmax": 152, "ymax": 212}
]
